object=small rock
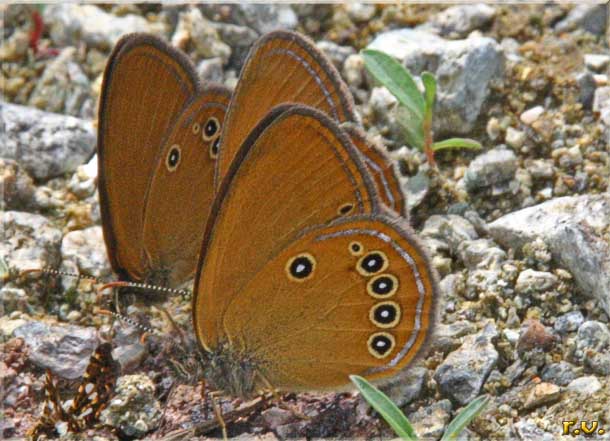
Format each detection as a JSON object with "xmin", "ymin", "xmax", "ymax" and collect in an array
[
  {"xmin": 408, "ymin": 399, "xmax": 452, "ymax": 441},
  {"xmin": 100, "ymin": 374, "xmax": 163, "ymax": 438},
  {"xmin": 434, "ymin": 323, "xmax": 498, "ymax": 405},
  {"xmin": 525, "ymin": 159, "xmax": 554, "ymax": 180},
  {"xmin": 514, "ymin": 419, "xmax": 555, "ymax": 441},
  {"xmin": 566, "ymin": 376, "xmax": 602, "ymax": 395},
  {"xmin": 541, "ymin": 361, "xmax": 579, "ymax": 386},
  {"xmin": 1, "ymin": 102, "xmax": 96, "ymax": 180},
  {"xmin": 515, "ymin": 269, "xmax": 558, "ymax": 294},
  {"xmin": 197, "ymin": 58, "xmax": 224, "ymax": 83},
  {"xmin": 421, "ymin": 214, "xmax": 479, "ymax": 255},
  {"xmin": 576, "ymin": 321, "xmax": 610, "ymax": 354},
  {"xmin": 343, "ymin": 54, "xmax": 364, "ymax": 88},
  {"xmin": 505, "ymin": 127, "xmax": 526, "ymax": 150},
  {"xmin": 523, "ymin": 382, "xmax": 561, "ymax": 410},
  {"xmin": 554, "ymin": 311, "xmax": 584, "ymax": 335},
  {"xmin": 576, "ymin": 70, "xmax": 596, "ymax": 110},
  {"xmin": 345, "ymin": 3, "xmax": 376, "ymax": 23},
  {"xmin": 228, "ymin": 4, "xmax": 297, "ymax": 35},
  {"xmin": 13, "ymin": 321, "xmax": 98, "ymax": 379},
  {"xmin": 1, "ymin": 211, "xmax": 62, "ymax": 274},
  {"xmin": 554, "ymin": 4, "xmax": 607, "ymax": 36},
  {"xmin": 488, "ymin": 194, "xmax": 610, "ymax": 316},
  {"xmin": 316, "ymin": 40, "xmax": 355, "ymax": 69},
  {"xmin": 457, "ymin": 239, "xmax": 507, "ymax": 270},
  {"xmin": 426, "ymin": 4, "xmax": 496, "ymax": 38},
  {"xmin": 0, "ymin": 159, "xmax": 36, "ymax": 210},
  {"xmin": 403, "ymin": 169, "xmax": 430, "ymax": 214},
  {"xmin": 172, "ymin": 8, "xmax": 231, "ymax": 63},
  {"xmin": 262, "ymin": 407, "xmax": 294, "ymax": 429},
  {"xmin": 367, "ymin": 30, "xmax": 504, "ymax": 135},
  {"xmin": 67, "ymin": 155, "xmax": 98, "ymax": 199},
  {"xmin": 381, "ymin": 366, "xmax": 428, "ymax": 407},
  {"xmin": 45, "ymin": 4, "xmax": 163, "ymax": 50},
  {"xmin": 61, "ymin": 226, "xmax": 112, "ymax": 289},
  {"xmin": 520, "ymin": 106, "xmax": 544, "ymax": 125},
  {"xmin": 517, "ymin": 319, "xmax": 555, "ymax": 363},
  {"xmin": 463, "ymin": 148, "xmax": 517, "ymax": 192},
  {"xmin": 465, "ymin": 269, "xmax": 501, "ymax": 300},
  {"xmin": 587, "ymin": 351, "xmax": 610, "ymax": 376},
  {"xmin": 584, "ymin": 54, "xmax": 610, "ymax": 73}
]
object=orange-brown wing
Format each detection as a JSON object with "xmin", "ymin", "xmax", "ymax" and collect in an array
[
  {"xmin": 194, "ymin": 105, "xmax": 379, "ymax": 351},
  {"xmin": 142, "ymin": 84, "xmax": 231, "ymax": 286},
  {"xmin": 215, "ymin": 30, "xmax": 358, "ymax": 190},
  {"xmin": 222, "ymin": 214, "xmax": 438, "ymax": 391},
  {"xmin": 98, "ymin": 33, "xmax": 200, "ymax": 282},
  {"xmin": 343, "ymin": 125, "xmax": 407, "ymax": 218}
]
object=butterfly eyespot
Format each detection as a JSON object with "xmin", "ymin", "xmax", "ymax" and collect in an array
[
  {"xmin": 209, "ymin": 137, "xmax": 220, "ymax": 159},
  {"xmin": 349, "ymin": 241, "xmax": 363, "ymax": 256},
  {"xmin": 369, "ymin": 301, "xmax": 401, "ymax": 328},
  {"xmin": 356, "ymin": 251, "xmax": 388, "ymax": 276},
  {"xmin": 166, "ymin": 145, "xmax": 181, "ymax": 172},
  {"xmin": 285, "ymin": 253, "xmax": 316, "ymax": 282},
  {"xmin": 192, "ymin": 122, "xmax": 201, "ymax": 134},
  {"xmin": 202, "ymin": 117, "xmax": 220, "ymax": 141},
  {"xmin": 367, "ymin": 332, "xmax": 395, "ymax": 359},
  {"xmin": 338, "ymin": 203, "xmax": 354, "ymax": 216},
  {"xmin": 367, "ymin": 274, "xmax": 399, "ymax": 298}
]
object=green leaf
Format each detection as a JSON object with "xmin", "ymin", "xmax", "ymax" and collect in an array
[
  {"xmin": 395, "ymin": 105, "xmax": 424, "ymax": 150},
  {"xmin": 350, "ymin": 375, "xmax": 418, "ymax": 441},
  {"xmin": 441, "ymin": 395, "xmax": 490, "ymax": 441},
  {"xmin": 421, "ymin": 72, "xmax": 436, "ymax": 123},
  {"xmin": 431, "ymin": 138, "xmax": 482, "ymax": 152},
  {"xmin": 362, "ymin": 49, "xmax": 424, "ymax": 122}
]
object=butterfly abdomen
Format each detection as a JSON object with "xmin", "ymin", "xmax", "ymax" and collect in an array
[{"xmin": 203, "ymin": 343, "xmax": 262, "ymax": 398}]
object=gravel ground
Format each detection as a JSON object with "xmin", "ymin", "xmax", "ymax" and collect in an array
[{"xmin": 1, "ymin": 3, "xmax": 609, "ymax": 440}]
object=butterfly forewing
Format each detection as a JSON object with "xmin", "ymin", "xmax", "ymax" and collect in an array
[{"xmin": 215, "ymin": 30, "xmax": 358, "ymax": 190}]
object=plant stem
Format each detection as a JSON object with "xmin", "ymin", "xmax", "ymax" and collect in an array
[{"xmin": 423, "ymin": 117, "xmax": 436, "ymax": 168}]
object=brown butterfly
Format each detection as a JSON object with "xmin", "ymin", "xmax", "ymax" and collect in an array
[
  {"xmin": 97, "ymin": 34, "xmax": 231, "ymax": 290},
  {"xmin": 28, "ymin": 343, "xmax": 120, "ymax": 439},
  {"xmin": 189, "ymin": 31, "xmax": 439, "ymax": 397}
]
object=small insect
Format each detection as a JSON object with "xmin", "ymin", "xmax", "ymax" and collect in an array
[{"xmin": 28, "ymin": 343, "xmax": 120, "ymax": 440}]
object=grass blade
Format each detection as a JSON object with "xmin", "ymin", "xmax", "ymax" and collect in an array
[
  {"xmin": 350, "ymin": 375, "xmax": 418, "ymax": 441},
  {"xmin": 441, "ymin": 395, "xmax": 490, "ymax": 441},
  {"xmin": 362, "ymin": 49, "xmax": 424, "ymax": 122},
  {"xmin": 431, "ymin": 138, "xmax": 482, "ymax": 152},
  {"xmin": 421, "ymin": 72, "xmax": 436, "ymax": 123},
  {"xmin": 396, "ymin": 105, "xmax": 424, "ymax": 150}
]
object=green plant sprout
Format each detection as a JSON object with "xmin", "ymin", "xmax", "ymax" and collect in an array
[
  {"xmin": 350, "ymin": 375, "xmax": 489, "ymax": 441},
  {"xmin": 361, "ymin": 49, "xmax": 482, "ymax": 167}
]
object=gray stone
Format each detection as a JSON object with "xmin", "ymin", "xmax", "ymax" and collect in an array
[
  {"xmin": 426, "ymin": 3, "xmax": 496, "ymax": 38},
  {"xmin": 316, "ymin": 40, "xmax": 355, "ymax": 69},
  {"xmin": 584, "ymin": 54, "xmax": 610, "ymax": 73},
  {"xmin": 228, "ymin": 4, "xmax": 297, "ymax": 35},
  {"xmin": 554, "ymin": 4, "xmax": 607, "ymax": 36},
  {"xmin": 457, "ymin": 239, "xmax": 507, "ymax": 270},
  {"xmin": 44, "ymin": 4, "xmax": 163, "ymax": 50},
  {"xmin": 576, "ymin": 321, "xmax": 610, "ymax": 355},
  {"xmin": 514, "ymin": 419, "xmax": 555, "ymax": 441},
  {"xmin": 463, "ymin": 148, "xmax": 517, "ymax": 192},
  {"xmin": 408, "ymin": 399, "xmax": 452, "ymax": 441},
  {"xmin": 28, "ymin": 47, "xmax": 93, "ymax": 118},
  {"xmin": 403, "ymin": 169, "xmax": 430, "ymax": 214},
  {"xmin": 1, "ymin": 102, "xmax": 96, "ymax": 180},
  {"xmin": 553, "ymin": 311, "xmax": 584, "ymax": 335},
  {"xmin": 515, "ymin": 269, "xmax": 558, "ymax": 294},
  {"xmin": 576, "ymin": 70, "xmax": 596, "ymax": 110},
  {"xmin": 488, "ymin": 194, "xmax": 610, "ymax": 316},
  {"xmin": 0, "ymin": 159, "xmax": 36, "ymax": 210},
  {"xmin": 13, "ymin": 321, "xmax": 99, "ymax": 380},
  {"xmin": 345, "ymin": 3, "xmax": 376, "ymax": 23},
  {"xmin": 566, "ymin": 376, "xmax": 602, "ymax": 395},
  {"xmin": 381, "ymin": 366, "xmax": 428, "ymax": 407},
  {"xmin": 525, "ymin": 159, "xmax": 554, "ymax": 180},
  {"xmin": 67, "ymin": 155, "xmax": 97, "ymax": 199},
  {"xmin": 434, "ymin": 323, "xmax": 498, "ymax": 405},
  {"xmin": 421, "ymin": 214, "xmax": 478, "ymax": 254},
  {"xmin": 196, "ymin": 58, "xmax": 224, "ymax": 83},
  {"xmin": 172, "ymin": 8, "xmax": 231, "ymax": 63},
  {"xmin": 343, "ymin": 54, "xmax": 365, "ymax": 88},
  {"xmin": 540, "ymin": 361, "xmax": 579, "ymax": 386},
  {"xmin": 587, "ymin": 351, "xmax": 610, "ymax": 376},
  {"xmin": 1, "ymin": 211, "xmax": 62, "ymax": 274},
  {"xmin": 100, "ymin": 374, "xmax": 162, "ymax": 437},
  {"xmin": 505, "ymin": 127, "xmax": 526, "ymax": 150},
  {"xmin": 367, "ymin": 30, "xmax": 504, "ymax": 136}
]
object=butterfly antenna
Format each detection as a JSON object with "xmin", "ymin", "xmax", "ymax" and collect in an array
[
  {"xmin": 97, "ymin": 280, "xmax": 191, "ymax": 300},
  {"xmin": 20, "ymin": 267, "xmax": 104, "ymax": 283},
  {"xmin": 99, "ymin": 309, "xmax": 160, "ymax": 336}
]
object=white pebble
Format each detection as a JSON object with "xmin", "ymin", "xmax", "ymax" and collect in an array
[{"xmin": 520, "ymin": 106, "xmax": 544, "ymax": 125}]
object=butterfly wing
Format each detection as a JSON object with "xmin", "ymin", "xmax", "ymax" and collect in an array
[
  {"xmin": 141, "ymin": 84, "xmax": 231, "ymax": 286},
  {"xmin": 343, "ymin": 125, "xmax": 407, "ymax": 218},
  {"xmin": 215, "ymin": 30, "xmax": 358, "ymax": 190},
  {"xmin": 194, "ymin": 105, "xmax": 380, "ymax": 350},
  {"xmin": 223, "ymin": 214, "xmax": 437, "ymax": 390},
  {"xmin": 98, "ymin": 33, "xmax": 200, "ymax": 282}
]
